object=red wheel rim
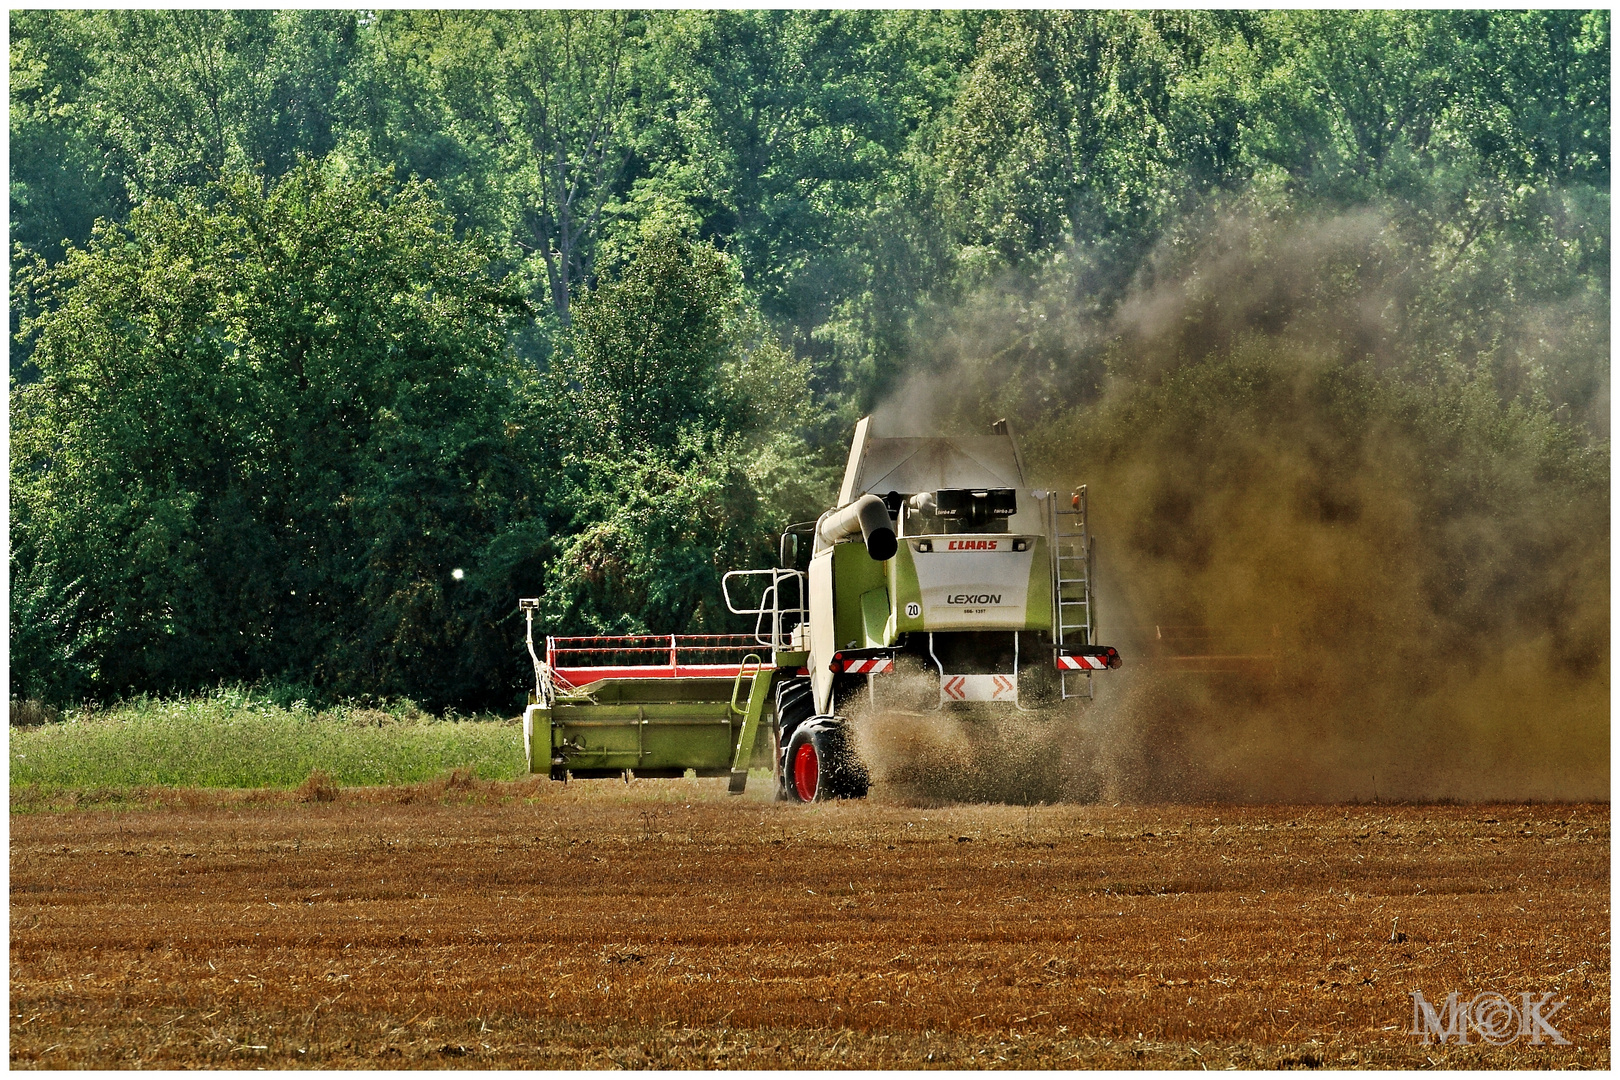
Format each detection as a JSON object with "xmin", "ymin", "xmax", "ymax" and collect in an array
[{"xmin": 793, "ymin": 741, "xmax": 820, "ymax": 802}]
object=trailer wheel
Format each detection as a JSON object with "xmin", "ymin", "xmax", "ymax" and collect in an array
[{"xmin": 785, "ymin": 721, "xmax": 869, "ymax": 803}]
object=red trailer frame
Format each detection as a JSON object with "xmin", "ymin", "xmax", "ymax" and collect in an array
[{"xmin": 545, "ymin": 634, "xmax": 761, "ymax": 688}]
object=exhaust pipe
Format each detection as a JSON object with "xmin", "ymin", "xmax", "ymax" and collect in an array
[{"xmin": 818, "ymin": 493, "xmax": 897, "ymax": 561}]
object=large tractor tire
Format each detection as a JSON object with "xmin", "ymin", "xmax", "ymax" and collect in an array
[
  {"xmin": 774, "ymin": 677, "xmax": 815, "ymax": 801},
  {"xmin": 785, "ymin": 720, "xmax": 870, "ymax": 803}
]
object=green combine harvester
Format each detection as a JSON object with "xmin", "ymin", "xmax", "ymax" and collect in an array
[{"xmin": 519, "ymin": 417, "xmax": 1120, "ymax": 802}]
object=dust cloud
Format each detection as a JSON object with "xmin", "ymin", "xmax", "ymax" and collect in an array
[
  {"xmin": 846, "ymin": 662, "xmax": 1102, "ymax": 805},
  {"xmin": 857, "ymin": 208, "xmax": 1608, "ymax": 804}
]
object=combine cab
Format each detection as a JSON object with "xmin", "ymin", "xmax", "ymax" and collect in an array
[{"xmin": 519, "ymin": 417, "xmax": 1121, "ymax": 801}]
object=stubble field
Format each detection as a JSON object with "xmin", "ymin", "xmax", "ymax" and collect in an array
[{"xmin": 9, "ymin": 779, "xmax": 1609, "ymax": 1069}]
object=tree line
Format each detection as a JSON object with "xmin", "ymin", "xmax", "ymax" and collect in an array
[{"xmin": 11, "ymin": 10, "xmax": 1608, "ymax": 710}]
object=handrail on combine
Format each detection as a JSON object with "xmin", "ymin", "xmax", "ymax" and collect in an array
[{"xmin": 721, "ymin": 568, "xmax": 808, "ymax": 652}]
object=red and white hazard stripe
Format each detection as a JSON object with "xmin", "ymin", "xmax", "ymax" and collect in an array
[
  {"xmin": 841, "ymin": 656, "xmax": 893, "ymax": 675},
  {"xmin": 1057, "ymin": 654, "xmax": 1111, "ymax": 671}
]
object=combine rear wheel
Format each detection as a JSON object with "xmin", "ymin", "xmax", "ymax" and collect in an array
[
  {"xmin": 774, "ymin": 678, "xmax": 814, "ymax": 801},
  {"xmin": 785, "ymin": 721, "xmax": 869, "ymax": 802}
]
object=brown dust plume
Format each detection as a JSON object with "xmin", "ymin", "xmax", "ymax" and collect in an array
[{"xmin": 859, "ymin": 208, "xmax": 1608, "ymax": 803}]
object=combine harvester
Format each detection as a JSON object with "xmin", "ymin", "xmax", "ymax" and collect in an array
[{"xmin": 519, "ymin": 418, "xmax": 1120, "ymax": 802}]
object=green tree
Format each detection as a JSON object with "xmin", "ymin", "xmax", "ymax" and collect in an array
[
  {"xmin": 12, "ymin": 165, "xmax": 534, "ymax": 707},
  {"xmin": 641, "ymin": 11, "xmax": 970, "ymax": 407},
  {"xmin": 10, "ymin": 10, "xmax": 362, "ymax": 380},
  {"xmin": 940, "ymin": 12, "xmax": 1181, "ymax": 278},
  {"xmin": 557, "ymin": 229, "xmax": 743, "ymax": 452},
  {"xmin": 9, "ymin": 12, "xmax": 129, "ymax": 268},
  {"xmin": 536, "ymin": 227, "xmax": 826, "ymax": 636},
  {"xmin": 358, "ymin": 11, "xmax": 639, "ymax": 328},
  {"xmin": 91, "ymin": 10, "xmax": 359, "ymax": 197}
]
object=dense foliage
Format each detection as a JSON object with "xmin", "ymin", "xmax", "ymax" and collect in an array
[
  {"xmin": 11, "ymin": 11, "xmax": 1608, "ymax": 712},
  {"xmin": 13, "ymin": 167, "xmax": 534, "ymax": 705}
]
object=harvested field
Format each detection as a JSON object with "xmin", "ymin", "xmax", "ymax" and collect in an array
[{"xmin": 9, "ymin": 781, "xmax": 1608, "ymax": 1069}]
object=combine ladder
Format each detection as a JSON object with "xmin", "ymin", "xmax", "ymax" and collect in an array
[{"xmin": 1049, "ymin": 485, "xmax": 1096, "ymax": 700}]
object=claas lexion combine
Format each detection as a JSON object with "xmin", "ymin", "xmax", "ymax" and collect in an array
[{"xmin": 519, "ymin": 418, "xmax": 1121, "ymax": 802}]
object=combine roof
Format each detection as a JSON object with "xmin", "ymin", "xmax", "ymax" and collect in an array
[{"xmin": 837, "ymin": 416, "xmax": 1029, "ymax": 506}]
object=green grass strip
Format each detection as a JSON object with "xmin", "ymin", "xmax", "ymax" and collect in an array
[{"xmin": 10, "ymin": 693, "xmax": 526, "ymax": 790}]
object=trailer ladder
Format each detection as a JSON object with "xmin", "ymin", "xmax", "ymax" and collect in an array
[{"xmin": 1048, "ymin": 485, "xmax": 1096, "ymax": 700}]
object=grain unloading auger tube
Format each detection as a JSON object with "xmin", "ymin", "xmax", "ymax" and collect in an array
[{"xmin": 518, "ymin": 417, "xmax": 1121, "ymax": 802}]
